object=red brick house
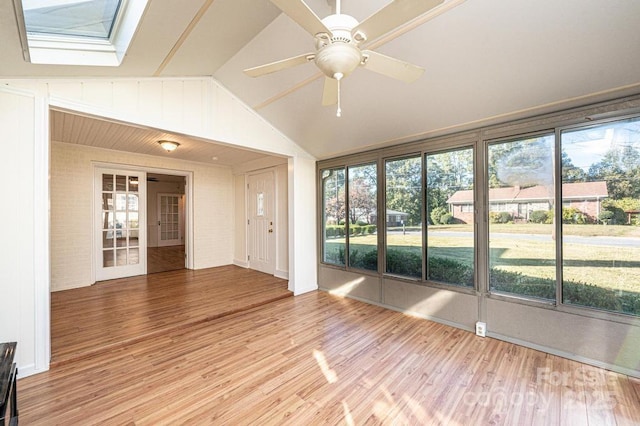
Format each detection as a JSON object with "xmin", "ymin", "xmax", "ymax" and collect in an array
[{"xmin": 447, "ymin": 181, "xmax": 608, "ymax": 223}]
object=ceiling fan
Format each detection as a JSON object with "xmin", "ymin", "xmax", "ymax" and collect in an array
[{"xmin": 244, "ymin": 0, "xmax": 444, "ymax": 117}]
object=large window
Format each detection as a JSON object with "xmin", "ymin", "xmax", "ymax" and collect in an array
[
  {"xmin": 385, "ymin": 156, "xmax": 422, "ymax": 278},
  {"xmin": 426, "ymin": 148, "xmax": 475, "ymax": 287},
  {"xmin": 487, "ymin": 135, "xmax": 557, "ymax": 300},
  {"xmin": 318, "ymin": 110, "xmax": 640, "ymax": 319},
  {"xmin": 561, "ymin": 117, "xmax": 640, "ymax": 315},
  {"xmin": 322, "ymin": 168, "xmax": 346, "ymax": 266},
  {"xmin": 348, "ymin": 163, "xmax": 378, "ymax": 271}
]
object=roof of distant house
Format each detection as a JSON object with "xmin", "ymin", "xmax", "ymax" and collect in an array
[{"xmin": 447, "ymin": 181, "xmax": 608, "ymax": 204}]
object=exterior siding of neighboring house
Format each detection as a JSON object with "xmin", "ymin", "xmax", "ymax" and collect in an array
[
  {"xmin": 447, "ymin": 181, "xmax": 609, "ymax": 223},
  {"xmin": 369, "ymin": 209, "xmax": 410, "ymax": 227}
]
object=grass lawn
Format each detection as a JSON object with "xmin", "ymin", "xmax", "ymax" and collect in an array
[{"xmin": 327, "ymin": 224, "xmax": 640, "ymax": 294}]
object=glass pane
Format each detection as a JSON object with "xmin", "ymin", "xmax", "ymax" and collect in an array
[
  {"xmin": 102, "ymin": 212, "xmax": 114, "ymax": 230},
  {"xmin": 561, "ymin": 118, "xmax": 640, "ymax": 316},
  {"xmin": 322, "ymin": 168, "xmax": 346, "ymax": 265},
  {"xmin": 115, "ymin": 193, "xmax": 127, "ymax": 211},
  {"xmin": 488, "ymin": 135, "xmax": 556, "ymax": 300},
  {"xmin": 102, "ymin": 231, "xmax": 114, "ymax": 248},
  {"xmin": 129, "ymin": 230, "xmax": 139, "ymax": 247},
  {"xmin": 257, "ymin": 193, "xmax": 264, "ymax": 216},
  {"xmin": 129, "ymin": 248, "xmax": 139, "ymax": 265},
  {"xmin": 128, "ymin": 194, "xmax": 138, "ymax": 212},
  {"xmin": 103, "ymin": 250, "xmax": 114, "ymax": 268},
  {"xmin": 426, "ymin": 148, "xmax": 475, "ymax": 287},
  {"xmin": 116, "ymin": 248, "xmax": 127, "ymax": 266},
  {"xmin": 102, "ymin": 193, "xmax": 113, "ymax": 211},
  {"xmin": 116, "ymin": 232, "xmax": 127, "ymax": 247},
  {"xmin": 385, "ymin": 156, "xmax": 422, "ymax": 278},
  {"xmin": 348, "ymin": 163, "xmax": 377, "ymax": 271},
  {"xmin": 23, "ymin": 0, "xmax": 122, "ymax": 39},
  {"xmin": 128, "ymin": 212, "xmax": 139, "ymax": 229},
  {"xmin": 115, "ymin": 211, "xmax": 126, "ymax": 230},
  {"xmin": 128, "ymin": 176, "xmax": 139, "ymax": 193},
  {"xmin": 116, "ymin": 175, "xmax": 126, "ymax": 191},
  {"xmin": 102, "ymin": 174, "xmax": 113, "ymax": 191}
]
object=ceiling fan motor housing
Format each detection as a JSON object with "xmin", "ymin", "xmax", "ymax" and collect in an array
[{"xmin": 315, "ymin": 13, "xmax": 362, "ymax": 79}]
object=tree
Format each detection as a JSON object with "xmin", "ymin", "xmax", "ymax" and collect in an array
[
  {"xmin": 322, "ymin": 169, "xmax": 345, "ymax": 225},
  {"xmin": 562, "ymin": 150, "xmax": 587, "ymax": 183},
  {"xmin": 588, "ymin": 145, "xmax": 640, "ymax": 199},
  {"xmin": 385, "ymin": 157, "xmax": 422, "ymax": 225},
  {"xmin": 426, "ymin": 148, "xmax": 473, "ymax": 223},
  {"xmin": 348, "ymin": 164, "xmax": 377, "ymax": 225}
]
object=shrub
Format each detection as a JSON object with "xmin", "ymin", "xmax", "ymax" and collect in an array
[
  {"xmin": 386, "ymin": 249, "xmax": 422, "ymax": 278},
  {"xmin": 349, "ymin": 225, "xmax": 361, "ymax": 236},
  {"xmin": 439, "ymin": 213, "xmax": 453, "ymax": 225},
  {"xmin": 529, "ymin": 210, "xmax": 550, "ymax": 224},
  {"xmin": 430, "ymin": 206, "xmax": 449, "ymax": 226},
  {"xmin": 349, "ymin": 249, "xmax": 378, "ymax": 271},
  {"xmin": 428, "ymin": 257, "xmax": 474, "ymax": 286},
  {"xmin": 562, "ymin": 207, "xmax": 587, "ymax": 224},
  {"xmin": 598, "ymin": 210, "xmax": 614, "ymax": 224},
  {"xmin": 489, "ymin": 211, "xmax": 512, "ymax": 224},
  {"xmin": 365, "ymin": 225, "xmax": 377, "ymax": 234}
]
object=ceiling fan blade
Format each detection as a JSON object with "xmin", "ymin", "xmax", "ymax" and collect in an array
[
  {"xmin": 361, "ymin": 50, "xmax": 424, "ymax": 83},
  {"xmin": 244, "ymin": 53, "xmax": 315, "ymax": 77},
  {"xmin": 322, "ymin": 77, "xmax": 338, "ymax": 106},
  {"xmin": 353, "ymin": 0, "xmax": 444, "ymax": 44},
  {"xmin": 270, "ymin": 0, "xmax": 332, "ymax": 37}
]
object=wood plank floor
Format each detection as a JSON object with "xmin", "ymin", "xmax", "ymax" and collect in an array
[
  {"xmin": 147, "ymin": 245, "xmax": 185, "ymax": 274},
  {"xmin": 22, "ymin": 289, "xmax": 640, "ymax": 425},
  {"xmin": 50, "ymin": 265, "xmax": 291, "ymax": 365}
]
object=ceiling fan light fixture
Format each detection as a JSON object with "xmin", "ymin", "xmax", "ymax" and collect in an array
[
  {"xmin": 314, "ymin": 42, "xmax": 361, "ymax": 79},
  {"xmin": 158, "ymin": 140, "xmax": 180, "ymax": 152}
]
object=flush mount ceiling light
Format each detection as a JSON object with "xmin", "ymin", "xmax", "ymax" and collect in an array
[{"xmin": 158, "ymin": 140, "xmax": 180, "ymax": 152}]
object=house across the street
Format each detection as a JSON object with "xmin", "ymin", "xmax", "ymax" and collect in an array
[{"xmin": 447, "ymin": 181, "xmax": 609, "ymax": 223}]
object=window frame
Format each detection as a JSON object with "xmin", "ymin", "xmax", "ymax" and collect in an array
[{"xmin": 13, "ymin": 0, "xmax": 148, "ymax": 66}]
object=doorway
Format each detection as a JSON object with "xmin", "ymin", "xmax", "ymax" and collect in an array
[
  {"xmin": 247, "ymin": 170, "xmax": 276, "ymax": 275},
  {"xmin": 147, "ymin": 173, "xmax": 186, "ymax": 274}
]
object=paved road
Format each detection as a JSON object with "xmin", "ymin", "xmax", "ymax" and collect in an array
[{"xmin": 392, "ymin": 230, "xmax": 640, "ymax": 248}]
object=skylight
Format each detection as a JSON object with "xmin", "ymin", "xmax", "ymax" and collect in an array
[
  {"xmin": 14, "ymin": 0, "xmax": 148, "ymax": 66},
  {"xmin": 23, "ymin": 0, "xmax": 122, "ymax": 39}
]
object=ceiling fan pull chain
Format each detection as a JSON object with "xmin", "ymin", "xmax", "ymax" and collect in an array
[{"xmin": 335, "ymin": 72, "xmax": 343, "ymax": 117}]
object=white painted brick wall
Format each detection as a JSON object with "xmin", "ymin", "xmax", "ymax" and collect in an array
[{"xmin": 50, "ymin": 142, "xmax": 234, "ymax": 291}]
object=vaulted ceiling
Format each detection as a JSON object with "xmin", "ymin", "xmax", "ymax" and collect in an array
[{"xmin": 2, "ymin": 0, "xmax": 639, "ymax": 161}]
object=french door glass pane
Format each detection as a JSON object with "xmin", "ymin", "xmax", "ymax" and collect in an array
[{"xmin": 488, "ymin": 135, "xmax": 556, "ymax": 300}]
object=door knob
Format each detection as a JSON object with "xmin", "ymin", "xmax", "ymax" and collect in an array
[{"xmin": 268, "ymin": 229, "xmax": 273, "ymax": 233}]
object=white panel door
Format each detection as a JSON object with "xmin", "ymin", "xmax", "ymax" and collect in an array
[
  {"xmin": 95, "ymin": 168, "xmax": 146, "ymax": 281},
  {"xmin": 157, "ymin": 193, "xmax": 182, "ymax": 247},
  {"xmin": 248, "ymin": 171, "xmax": 276, "ymax": 275}
]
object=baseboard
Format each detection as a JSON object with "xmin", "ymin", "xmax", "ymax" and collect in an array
[
  {"xmin": 321, "ymin": 287, "xmax": 474, "ymax": 333},
  {"xmin": 17, "ymin": 363, "xmax": 40, "ymax": 378},
  {"xmin": 488, "ymin": 332, "xmax": 640, "ymax": 379},
  {"xmin": 274, "ymin": 269, "xmax": 289, "ymax": 280},
  {"xmin": 233, "ymin": 259, "xmax": 249, "ymax": 268}
]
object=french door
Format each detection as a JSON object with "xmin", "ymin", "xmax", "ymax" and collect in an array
[
  {"xmin": 95, "ymin": 167, "xmax": 146, "ymax": 281},
  {"xmin": 157, "ymin": 193, "xmax": 182, "ymax": 247}
]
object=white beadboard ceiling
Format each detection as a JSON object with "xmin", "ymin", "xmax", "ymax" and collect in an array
[
  {"xmin": 3, "ymin": 0, "xmax": 640, "ymax": 160},
  {"xmin": 50, "ymin": 110, "xmax": 276, "ymax": 168}
]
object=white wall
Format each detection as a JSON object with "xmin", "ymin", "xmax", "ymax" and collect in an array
[
  {"xmin": 275, "ymin": 164, "xmax": 289, "ymax": 279},
  {"xmin": 0, "ymin": 76, "xmax": 318, "ymax": 377},
  {"xmin": 233, "ymin": 174, "xmax": 247, "ymax": 267},
  {"xmin": 51, "ymin": 142, "xmax": 234, "ymax": 291},
  {"xmin": 0, "ymin": 87, "xmax": 47, "ymax": 376}
]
